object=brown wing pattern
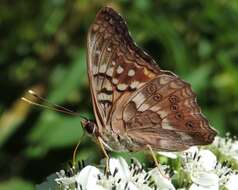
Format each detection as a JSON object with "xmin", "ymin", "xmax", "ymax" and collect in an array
[
  {"xmin": 87, "ymin": 6, "xmax": 217, "ymax": 151},
  {"xmin": 87, "ymin": 7, "xmax": 160, "ymax": 130},
  {"xmin": 123, "ymin": 73, "xmax": 217, "ymax": 151}
]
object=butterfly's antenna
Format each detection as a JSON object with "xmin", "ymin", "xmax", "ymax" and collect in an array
[
  {"xmin": 28, "ymin": 90, "xmax": 75, "ymax": 113},
  {"xmin": 21, "ymin": 90, "xmax": 86, "ymax": 119}
]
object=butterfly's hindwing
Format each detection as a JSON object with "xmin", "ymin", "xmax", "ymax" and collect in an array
[{"xmin": 122, "ymin": 74, "xmax": 216, "ymax": 150}]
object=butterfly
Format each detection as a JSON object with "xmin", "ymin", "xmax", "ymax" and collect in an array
[{"xmin": 81, "ymin": 6, "xmax": 217, "ymax": 154}]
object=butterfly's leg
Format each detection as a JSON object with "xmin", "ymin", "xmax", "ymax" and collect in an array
[
  {"xmin": 146, "ymin": 145, "xmax": 160, "ymax": 168},
  {"xmin": 72, "ymin": 131, "xmax": 85, "ymax": 169},
  {"xmin": 97, "ymin": 137, "xmax": 110, "ymax": 174},
  {"xmin": 146, "ymin": 145, "xmax": 169, "ymax": 179},
  {"xmin": 72, "ymin": 139, "xmax": 81, "ymax": 168}
]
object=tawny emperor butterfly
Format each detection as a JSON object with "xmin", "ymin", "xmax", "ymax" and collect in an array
[{"xmin": 81, "ymin": 7, "xmax": 217, "ymax": 154}]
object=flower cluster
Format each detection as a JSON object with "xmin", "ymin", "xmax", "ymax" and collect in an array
[
  {"xmin": 180, "ymin": 147, "xmax": 237, "ymax": 190},
  {"xmin": 37, "ymin": 135, "xmax": 238, "ymax": 190},
  {"xmin": 54, "ymin": 157, "xmax": 175, "ymax": 190},
  {"xmin": 213, "ymin": 135, "xmax": 238, "ymax": 162}
]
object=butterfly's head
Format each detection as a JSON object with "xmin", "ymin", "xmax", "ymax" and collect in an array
[{"xmin": 81, "ymin": 118, "xmax": 98, "ymax": 136}]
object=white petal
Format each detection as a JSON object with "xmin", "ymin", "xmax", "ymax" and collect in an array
[
  {"xmin": 55, "ymin": 176, "xmax": 76, "ymax": 186},
  {"xmin": 191, "ymin": 172, "xmax": 219, "ymax": 187},
  {"xmin": 189, "ymin": 183, "xmax": 219, "ymax": 190},
  {"xmin": 225, "ymin": 174, "xmax": 238, "ymax": 190},
  {"xmin": 198, "ymin": 150, "xmax": 217, "ymax": 171},
  {"xmin": 149, "ymin": 168, "xmax": 176, "ymax": 190},
  {"xmin": 127, "ymin": 182, "xmax": 140, "ymax": 190},
  {"xmin": 92, "ymin": 185, "xmax": 108, "ymax": 190},
  {"xmin": 75, "ymin": 166, "xmax": 101, "ymax": 189},
  {"xmin": 109, "ymin": 157, "xmax": 130, "ymax": 179},
  {"xmin": 212, "ymin": 136, "xmax": 220, "ymax": 147},
  {"xmin": 230, "ymin": 141, "xmax": 238, "ymax": 160},
  {"xmin": 158, "ymin": 151, "xmax": 178, "ymax": 159}
]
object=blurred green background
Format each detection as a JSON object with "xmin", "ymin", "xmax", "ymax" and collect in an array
[{"xmin": 0, "ymin": 0, "xmax": 238, "ymax": 189}]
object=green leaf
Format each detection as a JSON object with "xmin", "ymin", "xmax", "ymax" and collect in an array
[
  {"xmin": 0, "ymin": 178, "xmax": 34, "ymax": 190},
  {"xmin": 48, "ymin": 49, "xmax": 87, "ymax": 103},
  {"xmin": 26, "ymin": 49, "xmax": 89, "ymax": 157},
  {"xmin": 184, "ymin": 64, "xmax": 212, "ymax": 93}
]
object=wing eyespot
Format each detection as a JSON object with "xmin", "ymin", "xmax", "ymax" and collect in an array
[
  {"xmin": 146, "ymin": 84, "xmax": 157, "ymax": 94},
  {"xmin": 153, "ymin": 94, "xmax": 162, "ymax": 102},
  {"xmin": 170, "ymin": 104, "xmax": 178, "ymax": 112},
  {"xmin": 175, "ymin": 112, "xmax": 183, "ymax": 120},
  {"xmin": 169, "ymin": 95, "xmax": 179, "ymax": 104},
  {"xmin": 185, "ymin": 121, "xmax": 195, "ymax": 128}
]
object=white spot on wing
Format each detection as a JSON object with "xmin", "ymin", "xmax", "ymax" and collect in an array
[
  {"xmin": 138, "ymin": 103, "xmax": 150, "ymax": 112},
  {"xmin": 132, "ymin": 93, "xmax": 146, "ymax": 108},
  {"xmin": 106, "ymin": 67, "xmax": 114, "ymax": 77},
  {"xmin": 128, "ymin": 69, "xmax": 135, "ymax": 77},
  {"xmin": 150, "ymin": 105, "xmax": 161, "ymax": 112},
  {"xmin": 117, "ymin": 83, "xmax": 127, "ymax": 91},
  {"xmin": 99, "ymin": 64, "xmax": 107, "ymax": 73},
  {"xmin": 116, "ymin": 65, "xmax": 124, "ymax": 74},
  {"xmin": 98, "ymin": 93, "xmax": 112, "ymax": 102},
  {"xmin": 158, "ymin": 110, "xmax": 168, "ymax": 118},
  {"xmin": 162, "ymin": 123, "xmax": 174, "ymax": 130},
  {"xmin": 93, "ymin": 65, "xmax": 98, "ymax": 75},
  {"xmin": 130, "ymin": 81, "xmax": 140, "ymax": 89},
  {"xmin": 102, "ymin": 79, "xmax": 113, "ymax": 91},
  {"xmin": 159, "ymin": 76, "xmax": 173, "ymax": 85},
  {"xmin": 178, "ymin": 132, "xmax": 193, "ymax": 141},
  {"xmin": 102, "ymin": 83, "xmax": 112, "ymax": 92},
  {"xmin": 112, "ymin": 78, "xmax": 119, "ymax": 84}
]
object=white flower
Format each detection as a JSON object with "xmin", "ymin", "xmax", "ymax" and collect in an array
[
  {"xmin": 158, "ymin": 151, "xmax": 178, "ymax": 159},
  {"xmin": 75, "ymin": 166, "xmax": 102, "ymax": 189},
  {"xmin": 54, "ymin": 157, "xmax": 175, "ymax": 190},
  {"xmin": 189, "ymin": 183, "xmax": 219, "ymax": 190},
  {"xmin": 55, "ymin": 169, "xmax": 77, "ymax": 188},
  {"xmin": 225, "ymin": 173, "xmax": 238, "ymax": 190},
  {"xmin": 182, "ymin": 148, "xmax": 217, "ymax": 173},
  {"xmin": 149, "ymin": 167, "xmax": 175, "ymax": 190},
  {"xmin": 196, "ymin": 150, "xmax": 217, "ymax": 171},
  {"xmin": 190, "ymin": 172, "xmax": 219, "ymax": 187},
  {"xmin": 182, "ymin": 148, "xmax": 219, "ymax": 188},
  {"xmin": 55, "ymin": 166, "xmax": 103, "ymax": 189},
  {"xmin": 40, "ymin": 137, "xmax": 238, "ymax": 190},
  {"xmin": 104, "ymin": 157, "xmax": 151, "ymax": 190},
  {"xmin": 213, "ymin": 162, "xmax": 233, "ymax": 186},
  {"xmin": 213, "ymin": 135, "xmax": 238, "ymax": 162}
]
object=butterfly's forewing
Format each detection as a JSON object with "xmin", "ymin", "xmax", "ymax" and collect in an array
[
  {"xmin": 87, "ymin": 7, "xmax": 160, "ymax": 133},
  {"xmin": 87, "ymin": 7, "xmax": 217, "ymax": 151}
]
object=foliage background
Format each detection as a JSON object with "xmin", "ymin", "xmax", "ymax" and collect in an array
[{"xmin": 0, "ymin": 0, "xmax": 238, "ymax": 189}]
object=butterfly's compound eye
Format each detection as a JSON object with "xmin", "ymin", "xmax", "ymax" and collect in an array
[
  {"xmin": 81, "ymin": 119, "xmax": 97, "ymax": 135},
  {"xmin": 85, "ymin": 121, "xmax": 97, "ymax": 134}
]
